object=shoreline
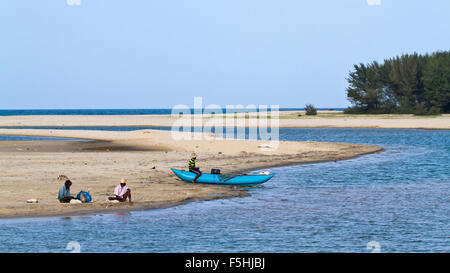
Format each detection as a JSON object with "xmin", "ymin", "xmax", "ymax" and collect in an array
[
  {"xmin": 0, "ymin": 111, "xmax": 448, "ymax": 130},
  {"xmin": 0, "ymin": 146, "xmax": 382, "ymax": 220},
  {"xmin": 0, "ymin": 128, "xmax": 383, "ymax": 219},
  {"xmin": 1, "ymin": 125, "xmax": 450, "ymax": 131},
  {"xmin": 0, "ymin": 192, "xmax": 250, "ymax": 220}
]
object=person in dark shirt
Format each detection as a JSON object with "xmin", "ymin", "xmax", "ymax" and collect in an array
[{"xmin": 58, "ymin": 180, "xmax": 74, "ymax": 203}]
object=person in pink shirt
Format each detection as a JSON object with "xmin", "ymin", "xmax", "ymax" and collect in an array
[{"xmin": 109, "ymin": 178, "xmax": 132, "ymax": 203}]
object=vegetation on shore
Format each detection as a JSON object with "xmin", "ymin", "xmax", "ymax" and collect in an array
[
  {"xmin": 345, "ymin": 50, "xmax": 450, "ymax": 115},
  {"xmin": 305, "ymin": 104, "xmax": 317, "ymax": 115}
]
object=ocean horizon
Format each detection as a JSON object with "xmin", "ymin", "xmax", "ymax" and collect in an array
[{"xmin": 0, "ymin": 108, "xmax": 346, "ymax": 116}]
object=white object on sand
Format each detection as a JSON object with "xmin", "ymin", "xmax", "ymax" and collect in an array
[
  {"xmin": 70, "ymin": 199, "xmax": 82, "ymax": 204},
  {"xmin": 26, "ymin": 199, "xmax": 38, "ymax": 203},
  {"xmin": 107, "ymin": 199, "xmax": 120, "ymax": 203},
  {"xmin": 259, "ymin": 171, "xmax": 272, "ymax": 175}
]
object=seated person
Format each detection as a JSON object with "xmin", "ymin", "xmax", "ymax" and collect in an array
[
  {"xmin": 109, "ymin": 178, "xmax": 132, "ymax": 203},
  {"xmin": 188, "ymin": 153, "xmax": 202, "ymax": 183},
  {"xmin": 58, "ymin": 180, "xmax": 74, "ymax": 203}
]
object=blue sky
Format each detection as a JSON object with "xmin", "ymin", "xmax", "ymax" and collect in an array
[{"xmin": 1, "ymin": 0, "xmax": 449, "ymax": 109}]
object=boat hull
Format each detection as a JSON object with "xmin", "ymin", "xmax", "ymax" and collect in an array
[{"xmin": 170, "ymin": 168, "xmax": 274, "ymax": 186}]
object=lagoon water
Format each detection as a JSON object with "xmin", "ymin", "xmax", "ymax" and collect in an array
[{"xmin": 0, "ymin": 128, "xmax": 448, "ymax": 252}]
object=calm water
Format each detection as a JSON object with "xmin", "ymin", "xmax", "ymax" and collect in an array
[{"xmin": 0, "ymin": 128, "xmax": 448, "ymax": 252}]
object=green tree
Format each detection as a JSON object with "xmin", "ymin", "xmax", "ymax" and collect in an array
[
  {"xmin": 422, "ymin": 51, "xmax": 450, "ymax": 113},
  {"xmin": 305, "ymin": 104, "xmax": 317, "ymax": 115},
  {"xmin": 345, "ymin": 50, "xmax": 449, "ymax": 114},
  {"xmin": 388, "ymin": 53, "xmax": 426, "ymax": 113},
  {"xmin": 346, "ymin": 62, "xmax": 387, "ymax": 113}
]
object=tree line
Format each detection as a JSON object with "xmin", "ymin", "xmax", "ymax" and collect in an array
[{"xmin": 345, "ymin": 50, "xmax": 450, "ymax": 114}]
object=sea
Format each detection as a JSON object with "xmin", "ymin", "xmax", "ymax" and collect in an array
[
  {"xmin": 0, "ymin": 108, "xmax": 343, "ymax": 116},
  {"xmin": 0, "ymin": 112, "xmax": 448, "ymax": 252}
]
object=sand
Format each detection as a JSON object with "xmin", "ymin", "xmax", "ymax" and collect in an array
[
  {"xmin": 0, "ymin": 111, "xmax": 449, "ymax": 129},
  {"xmin": 0, "ymin": 127, "xmax": 384, "ymax": 219}
]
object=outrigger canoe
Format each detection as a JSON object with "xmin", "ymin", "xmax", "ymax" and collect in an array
[{"xmin": 171, "ymin": 168, "xmax": 274, "ymax": 186}]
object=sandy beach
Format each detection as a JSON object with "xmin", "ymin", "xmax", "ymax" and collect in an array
[
  {"xmin": 0, "ymin": 111, "xmax": 449, "ymax": 129},
  {"xmin": 0, "ymin": 127, "xmax": 382, "ymax": 218}
]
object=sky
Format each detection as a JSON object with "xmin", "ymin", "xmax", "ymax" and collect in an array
[{"xmin": 1, "ymin": 0, "xmax": 449, "ymax": 109}]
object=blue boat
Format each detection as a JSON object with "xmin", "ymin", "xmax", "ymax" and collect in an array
[{"xmin": 170, "ymin": 168, "xmax": 274, "ymax": 186}]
